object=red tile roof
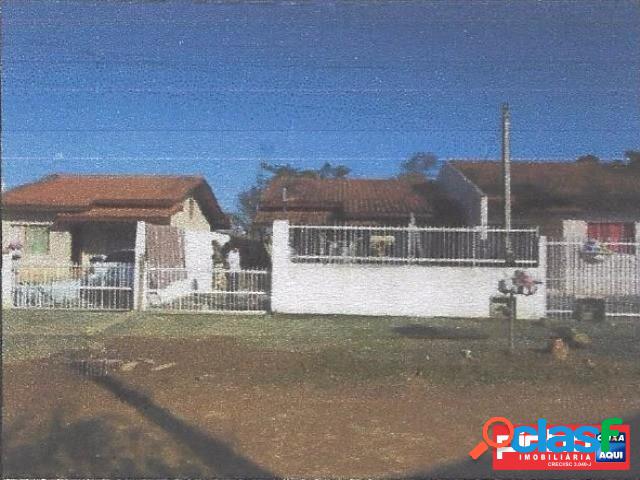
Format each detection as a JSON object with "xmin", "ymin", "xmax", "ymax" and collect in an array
[
  {"xmin": 451, "ymin": 160, "xmax": 639, "ymax": 194},
  {"xmin": 450, "ymin": 160, "xmax": 640, "ymax": 216},
  {"xmin": 256, "ymin": 176, "xmax": 443, "ymax": 225},
  {"xmin": 3, "ymin": 174, "xmax": 229, "ymax": 228},
  {"xmin": 55, "ymin": 206, "xmax": 182, "ymax": 224},
  {"xmin": 253, "ymin": 210, "xmax": 333, "ymax": 225}
]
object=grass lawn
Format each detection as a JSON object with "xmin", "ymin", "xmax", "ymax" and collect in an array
[{"xmin": 3, "ymin": 309, "xmax": 640, "ymax": 478}]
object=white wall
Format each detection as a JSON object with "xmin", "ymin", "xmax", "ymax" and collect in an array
[
  {"xmin": 271, "ymin": 221, "xmax": 546, "ymax": 319},
  {"xmin": 2, "ymin": 254, "xmax": 15, "ymax": 308},
  {"xmin": 184, "ymin": 230, "xmax": 216, "ymax": 290},
  {"xmin": 133, "ymin": 221, "xmax": 146, "ymax": 310},
  {"xmin": 562, "ymin": 220, "xmax": 588, "ymax": 239},
  {"xmin": 437, "ymin": 162, "xmax": 488, "ymax": 226},
  {"xmin": 170, "ymin": 196, "xmax": 212, "ymax": 231},
  {"xmin": 137, "ymin": 223, "xmax": 230, "ymax": 309}
]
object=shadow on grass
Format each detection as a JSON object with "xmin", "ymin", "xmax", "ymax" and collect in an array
[
  {"xmin": 3, "ymin": 372, "xmax": 276, "ymax": 479},
  {"xmin": 393, "ymin": 324, "xmax": 491, "ymax": 340},
  {"xmin": 91, "ymin": 373, "xmax": 276, "ymax": 479},
  {"xmin": 2, "ymin": 410, "xmax": 208, "ymax": 478}
]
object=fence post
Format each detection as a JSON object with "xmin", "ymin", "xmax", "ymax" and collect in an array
[
  {"xmin": 133, "ymin": 221, "xmax": 147, "ymax": 311},
  {"xmin": 2, "ymin": 254, "xmax": 15, "ymax": 309},
  {"xmin": 270, "ymin": 220, "xmax": 290, "ymax": 313},
  {"xmin": 537, "ymin": 235, "xmax": 547, "ymax": 318},
  {"xmin": 636, "ymin": 224, "xmax": 640, "ymax": 298}
]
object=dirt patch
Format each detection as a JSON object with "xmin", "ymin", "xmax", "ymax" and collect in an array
[
  {"xmin": 393, "ymin": 324, "xmax": 491, "ymax": 340},
  {"xmin": 4, "ymin": 335, "xmax": 640, "ymax": 478}
]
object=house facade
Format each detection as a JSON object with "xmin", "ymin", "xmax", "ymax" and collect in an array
[
  {"xmin": 2, "ymin": 174, "xmax": 229, "ymax": 266},
  {"xmin": 438, "ymin": 159, "xmax": 640, "ymax": 241},
  {"xmin": 253, "ymin": 176, "xmax": 464, "ymax": 239}
]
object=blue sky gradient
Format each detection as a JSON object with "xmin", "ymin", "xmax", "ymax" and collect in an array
[{"xmin": 2, "ymin": 0, "xmax": 639, "ymax": 211}]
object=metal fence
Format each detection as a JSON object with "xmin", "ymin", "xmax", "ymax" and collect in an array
[
  {"xmin": 145, "ymin": 267, "xmax": 270, "ymax": 313},
  {"xmin": 546, "ymin": 239, "xmax": 640, "ymax": 319},
  {"xmin": 12, "ymin": 263, "xmax": 134, "ymax": 310},
  {"xmin": 289, "ymin": 225, "xmax": 539, "ymax": 266}
]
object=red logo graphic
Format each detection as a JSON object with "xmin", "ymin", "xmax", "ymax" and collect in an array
[{"xmin": 492, "ymin": 423, "xmax": 630, "ymax": 471}]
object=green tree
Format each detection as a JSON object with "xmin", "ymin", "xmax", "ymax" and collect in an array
[
  {"xmin": 399, "ymin": 152, "xmax": 438, "ymax": 179},
  {"xmin": 317, "ymin": 162, "xmax": 351, "ymax": 179},
  {"xmin": 236, "ymin": 161, "xmax": 351, "ymax": 228},
  {"xmin": 576, "ymin": 154, "xmax": 600, "ymax": 164}
]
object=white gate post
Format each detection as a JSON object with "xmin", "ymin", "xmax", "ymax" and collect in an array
[
  {"xmin": 2, "ymin": 254, "xmax": 15, "ymax": 309},
  {"xmin": 636, "ymin": 223, "xmax": 640, "ymax": 297},
  {"xmin": 133, "ymin": 221, "xmax": 147, "ymax": 311},
  {"xmin": 270, "ymin": 220, "xmax": 290, "ymax": 313},
  {"xmin": 537, "ymin": 235, "xmax": 547, "ymax": 318}
]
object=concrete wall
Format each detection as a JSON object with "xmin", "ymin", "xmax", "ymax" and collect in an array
[
  {"xmin": 138, "ymin": 222, "xmax": 229, "ymax": 308},
  {"xmin": 562, "ymin": 220, "xmax": 640, "ymax": 240},
  {"xmin": 184, "ymin": 230, "xmax": 215, "ymax": 291},
  {"xmin": 437, "ymin": 162, "xmax": 488, "ymax": 226},
  {"xmin": 562, "ymin": 220, "xmax": 588, "ymax": 239},
  {"xmin": 2, "ymin": 254, "xmax": 15, "ymax": 308},
  {"xmin": 271, "ymin": 221, "xmax": 546, "ymax": 319},
  {"xmin": 171, "ymin": 196, "xmax": 211, "ymax": 231}
]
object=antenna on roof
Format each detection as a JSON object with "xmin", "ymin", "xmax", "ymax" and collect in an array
[{"xmin": 502, "ymin": 103, "xmax": 513, "ymax": 262}]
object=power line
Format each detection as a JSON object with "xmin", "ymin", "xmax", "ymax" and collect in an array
[
  {"xmin": 3, "ymin": 156, "xmax": 627, "ymax": 162},
  {"xmin": 3, "ymin": 87, "xmax": 637, "ymax": 95},
  {"xmin": 4, "ymin": 19, "xmax": 637, "ymax": 27},
  {"xmin": 3, "ymin": 128, "xmax": 638, "ymax": 133}
]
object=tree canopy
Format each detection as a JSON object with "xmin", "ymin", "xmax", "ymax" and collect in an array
[
  {"xmin": 398, "ymin": 152, "xmax": 438, "ymax": 179},
  {"xmin": 236, "ymin": 161, "xmax": 351, "ymax": 227},
  {"xmin": 576, "ymin": 154, "xmax": 600, "ymax": 164}
]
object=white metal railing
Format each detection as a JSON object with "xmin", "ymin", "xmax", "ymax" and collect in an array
[
  {"xmin": 546, "ymin": 239, "xmax": 640, "ymax": 319},
  {"xmin": 12, "ymin": 263, "xmax": 134, "ymax": 310},
  {"xmin": 288, "ymin": 225, "xmax": 539, "ymax": 266},
  {"xmin": 145, "ymin": 266, "xmax": 270, "ymax": 313}
]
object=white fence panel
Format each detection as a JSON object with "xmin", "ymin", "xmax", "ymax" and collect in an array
[
  {"xmin": 146, "ymin": 266, "xmax": 270, "ymax": 313},
  {"xmin": 289, "ymin": 225, "xmax": 539, "ymax": 266},
  {"xmin": 12, "ymin": 263, "xmax": 134, "ymax": 311},
  {"xmin": 546, "ymin": 240, "xmax": 640, "ymax": 319}
]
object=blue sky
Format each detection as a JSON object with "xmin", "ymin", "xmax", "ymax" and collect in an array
[{"xmin": 2, "ymin": 0, "xmax": 639, "ymax": 211}]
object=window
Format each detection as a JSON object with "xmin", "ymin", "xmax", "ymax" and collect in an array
[
  {"xmin": 587, "ymin": 222, "xmax": 635, "ymax": 242},
  {"xmin": 188, "ymin": 198, "xmax": 195, "ymax": 219},
  {"xmin": 25, "ymin": 225, "xmax": 50, "ymax": 254},
  {"xmin": 587, "ymin": 222, "xmax": 635, "ymax": 253}
]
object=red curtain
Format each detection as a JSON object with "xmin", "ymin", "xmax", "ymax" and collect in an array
[{"xmin": 587, "ymin": 222, "xmax": 635, "ymax": 252}]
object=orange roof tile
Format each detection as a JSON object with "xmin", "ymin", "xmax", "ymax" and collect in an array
[
  {"xmin": 450, "ymin": 160, "xmax": 640, "ymax": 216},
  {"xmin": 3, "ymin": 174, "xmax": 229, "ymax": 228},
  {"xmin": 257, "ymin": 177, "xmax": 438, "ymax": 226}
]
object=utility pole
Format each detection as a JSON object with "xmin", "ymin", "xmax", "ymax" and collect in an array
[{"xmin": 501, "ymin": 103, "xmax": 513, "ymax": 262}]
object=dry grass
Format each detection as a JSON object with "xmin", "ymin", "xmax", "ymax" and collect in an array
[{"xmin": 3, "ymin": 310, "xmax": 640, "ymax": 478}]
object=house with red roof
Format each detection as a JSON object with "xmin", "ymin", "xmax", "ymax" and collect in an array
[
  {"xmin": 438, "ymin": 159, "xmax": 640, "ymax": 241},
  {"xmin": 253, "ymin": 176, "xmax": 464, "ymax": 239},
  {"xmin": 2, "ymin": 174, "xmax": 229, "ymax": 265}
]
